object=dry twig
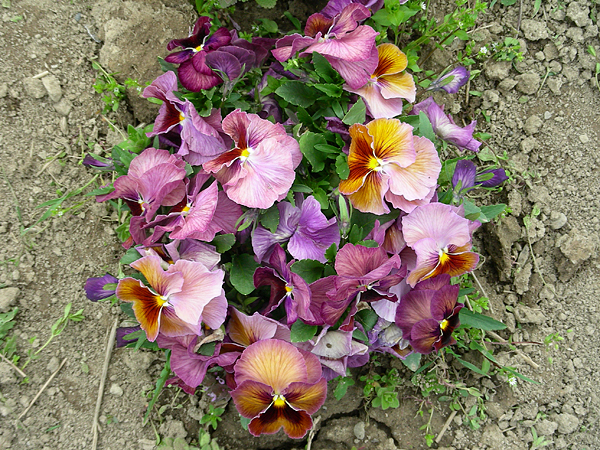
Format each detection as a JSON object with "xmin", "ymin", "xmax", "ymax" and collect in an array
[
  {"xmin": 435, "ymin": 410, "xmax": 457, "ymax": 444},
  {"xmin": 18, "ymin": 358, "xmax": 67, "ymax": 420},
  {"xmin": 92, "ymin": 317, "xmax": 118, "ymax": 450},
  {"xmin": 486, "ymin": 330, "xmax": 539, "ymax": 370},
  {"xmin": 305, "ymin": 415, "xmax": 321, "ymax": 450},
  {"xmin": 0, "ymin": 352, "xmax": 27, "ymax": 378}
]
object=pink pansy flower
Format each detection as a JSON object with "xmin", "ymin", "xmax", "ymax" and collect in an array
[
  {"xmin": 402, "ymin": 203, "xmax": 480, "ymax": 286},
  {"xmin": 142, "ymin": 71, "xmax": 228, "ymax": 165},
  {"xmin": 272, "ymin": 3, "xmax": 379, "ymax": 89},
  {"xmin": 97, "ymin": 147, "xmax": 186, "ymax": 221},
  {"xmin": 116, "ymin": 254, "xmax": 226, "ymax": 341},
  {"xmin": 203, "ymin": 109, "xmax": 301, "ymax": 209},
  {"xmin": 345, "ymin": 43, "xmax": 416, "ymax": 119},
  {"xmin": 230, "ymin": 339, "xmax": 327, "ymax": 439},
  {"xmin": 411, "ymin": 97, "xmax": 482, "ymax": 152}
]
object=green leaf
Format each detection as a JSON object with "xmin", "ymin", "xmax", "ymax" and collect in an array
[
  {"xmin": 479, "ymin": 204, "xmax": 506, "ymax": 221},
  {"xmin": 230, "ymin": 254, "xmax": 259, "ymax": 295},
  {"xmin": 120, "ymin": 302, "xmax": 136, "ymax": 319},
  {"xmin": 454, "ymin": 355, "xmax": 490, "ymax": 376},
  {"xmin": 459, "ymin": 309, "xmax": 507, "ymax": 331},
  {"xmin": 299, "ymin": 132, "xmax": 328, "ymax": 172},
  {"xmin": 283, "ymin": 11, "xmax": 301, "ymax": 31},
  {"xmin": 418, "ymin": 111, "xmax": 436, "ymax": 142},
  {"xmin": 291, "ymin": 259, "xmax": 325, "ymax": 284},
  {"xmin": 312, "ymin": 52, "xmax": 338, "ymax": 83},
  {"xmin": 333, "ymin": 376, "xmax": 355, "ymax": 400},
  {"xmin": 144, "ymin": 350, "xmax": 171, "ymax": 424},
  {"xmin": 275, "ymin": 81, "xmax": 321, "ymax": 108},
  {"xmin": 259, "ymin": 18, "xmax": 278, "ymax": 33},
  {"xmin": 312, "ymin": 83, "xmax": 343, "ymax": 98},
  {"xmin": 198, "ymin": 341, "xmax": 216, "ymax": 356},
  {"xmin": 356, "ymin": 239, "xmax": 378, "ymax": 248},
  {"xmin": 240, "ymin": 416, "xmax": 252, "ymax": 431},
  {"xmin": 352, "ymin": 329, "xmax": 369, "ymax": 342},
  {"xmin": 355, "ymin": 309, "xmax": 378, "ymax": 332},
  {"xmin": 342, "ymin": 98, "xmax": 366, "ymax": 125},
  {"xmin": 290, "ymin": 320, "xmax": 318, "ymax": 343},
  {"xmin": 462, "ymin": 198, "xmax": 481, "ymax": 221},
  {"xmin": 335, "ymin": 154, "xmax": 350, "ymax": 179},
  {"xmin": 401, "ymin": 352, "xmax": 422, "ymax": 372},
  {"xmin": 120, "ymin": 247, "xmax": 142, "ymax": 265},
  {"xmin": 259, "ymin": 204, "xmax": 280, "ymax": 233},
  {"xmin": 212, "ymin": 234, "xmax": 235, "ymax": 253},
  {"xmin": 325, "ymin": 243, "xmax": 337, "ymax": 262},
  {"xmin": 255, "ymin": 0, "xmax": 276, "ymax": 7}
]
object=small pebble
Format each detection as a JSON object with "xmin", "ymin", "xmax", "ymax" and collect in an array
[
  {"xmin": 579, "ymin": 134, "xmax": 589, "ymax": 144},
  {"xmin": 109, "ymin": 383, "xmax": 123, "ymax": 396}
]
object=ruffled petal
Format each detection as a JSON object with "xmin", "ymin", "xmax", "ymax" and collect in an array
[
  {"xmin": 248, "ymin": 403, "xmax": 313, "ymax": 439},
  {"xmin": 367, "ymin": 118, "xmax": 415, "ymax": 168},
  {"xmin": 379, "ymin": 71, "xmax": 416, "ymax": 102},
  {"xmin": 402, "ymin": 203, "xmax": 472, "ymax": 248},
  {"xmin": 410, "ymin": 318, "xmax": 441, "ymax": 354},
  {"xmin": 231, "ymin": 380, "xmax": 274, "ymax": 418},
  {"xmin": 374, "ymin": 44, "xmax": 407, "ymax": 76},
  {"xmin": 234, "ymin": 339, "xmax": 308, "ymax": 392},
  {"xmin": 284, "ymin": 378, "xmax": 327, "ymax": 415},
  {"xmin": 395, "ymin": 289, "xmax": 436, "ymax": 338}
]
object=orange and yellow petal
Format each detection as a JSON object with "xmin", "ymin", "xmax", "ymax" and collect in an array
[
  {"xmin": 407, "ymin": 244, "xmax": 479, "ymax": 286},
  {"xmin": 116, "ymin": 277, "xmax": 164, "ymax": 341},
  {"xmin": 379, "ymin": 71, "xmax": 416, "ymax": 103},
  {"xmin": 346, "ymin": 170, "xmax": 390, "ymax": 215},
  {"xmin": 366, "ymin": 118, "xmax": 415, "ymax": 168},
  {"xmin": 234, "ymin": 339, "xmax": 308, "ymax": 393},
  {"xmin": 339, "ymin": 123, "xmax": 376, "ymax": 195},
  {"xmin": 374, "ymin": 43, "xmax": 408, "ymax": 77},
  {"xmin": 230, "ymin": 380, "xmax": 274, "ymax": 418},
  {"xmin": 284, "ymin": 379, "xmax": 327, "ymax": 415},
  {"xmin": 130, "ymin": 255, "xmax": 184, "ymax": 298},
  {"xmin": 248, "ymin": 403, "xmax": 313, "ymax": 439}
]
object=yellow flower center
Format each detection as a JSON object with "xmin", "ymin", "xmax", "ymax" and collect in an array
[
  {"xmin": 367, "ymin": 155, "xmax": 385, "ymax": 172},
  {"xmin": 179, "ymin": 112, "xmax": 185, "ymax": 122},
  {"xmin": 273, "ymin": 394, "xmax": 286, "ymax": 407},
  {"xmin": 195, "ymin": 45, "xmax": 204, "ymax": 52},
  {"xmin": 440, "ymin": 319, "xmax": 450, "ymax": 332},
  {"xmin": 181, "ymin": 205, "xmax": 191, "ymax": 213},
  {"xmin": 438, "ymin": 247, "xmax": 451, "ymax": 264},
  {"xmin": 240, "ymin": 148, "xmax": 250, "ymax": 159},
  {"xmin": 156, "ymin": 295, "xmax": 169, "ymax": 307},
  {"xmin": 284, "ymin": 285, "xmax": 293, "ymax": 293}
]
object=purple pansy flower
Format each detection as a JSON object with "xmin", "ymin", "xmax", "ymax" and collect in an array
[
  {"xmin": 427, "ymin": 67, "xmax": 470, "ymax": 94},
  {"xmin": 272, "ymin": 3, "xmax": 379, "ymax": 89},
  {"xmin": 115, "ymin": 326, "xmax": 141, "ymax": 348},
  {"xmin": 252, "ymin": 195, "xmax": 340, "ymax": 263},
  {"xmin": 321, "ymin": 0, "xmax": 393, "ymax": 17},
  {"xmin": 156, "ymin": 333, "xmax": 239, "ymax": 391},
  {"xmin": 367, "ymin": 318, "xmax": 412, "ymax": 359},
  {"xmin": 411, "ymin": 97, "xmax": 482, "ymax": 152},
  {"xmin": 253, "ymin": 245, "xmax": 314, "ymax": 325},
  {"xmin": 85, "ymin": 273, "xmax": 118, "ymax": 301},
  {"xmin": 82, "ymin": 154, "xmax": 115, "ymax": 171},
  {"xmin": 165, "ymin": 16, "xmax": 232, "ymax": 91},
  {"xmin": 452, "ymin": 159, "xmax": 508, "ymax": 199},
  {"xmin": 142, "ymin": 71, "xmax": 228, "ymax": 165},
  {"xmin": 321, "ymin": 243, "xmax": 405, "ymax": 329},
  {"xmin": 395, "ymin": 274, "xmax": 463, "ymax": 354}
]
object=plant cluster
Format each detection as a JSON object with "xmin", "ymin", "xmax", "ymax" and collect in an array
[{"xmin": 84, "ymin": 0, "xmax": 516, "ymax": 441}]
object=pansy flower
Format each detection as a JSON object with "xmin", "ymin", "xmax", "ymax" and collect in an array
[
  {"xmin": 452, "ymin": 159, "xmax": 508, "ymax": 201},
  {"xmin": 338, "ymin": 118, "xmax": 441, "ymax": 215},
  {"xmin": 411, "ymin": 97, "xmax": 481, "ymax": 152},
  {"xmin": 427, "ymin": 66, "xmax": 470, "ymax": 94},
  {"xmin": 254, "ymin": 245, "xmax": 314, "ymax": 325},
  {"xmin": 345, "ymin": 43, "xmax": 416, "ymax": 119},
  {"xmin": 203, "ymin": 109, "xmax": 301, "ymax": 209},
  {"xmin": 402, "ymin": 202, "xmax": 479, "ymax": 286},
  {"xmin": 395, "ymin": 274, "xmax": 463, "ymax": 353},
  {"xmin": 142, "ymin": 71, "xmax": 228, "ymax": 165},
  {"xmin": 96, "ymin": 148, "xmax": 187, "ymax": 227},
  {"xmin": 116, "ymin": 254, "xmax": 226, "ymax": 341},
  {"xmin": 272, "ymin": 3, "xmax": 379, "ymax": 89},
  {"xmin": 252, "ymin": 194, "xmax": 340, "ymax": 263},
  {"xmin": 85, "ymin": 273, "xmax": 118, "ymax": 301},
  {"xmin": 230, "ymin": 339, "xmax": 327, "ymax": 439},
  {"xmin": 165, "ymin": 16, "xmax": 232, "ymax": 91}
]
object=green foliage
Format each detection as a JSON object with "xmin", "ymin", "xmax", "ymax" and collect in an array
[
  {"xmin": 92, "ymin": 60, "xmax": 142, "ymax": 113},
  {"xmin": 360, "ymin": 368, "xmax": 401, "ymax": 410},
  {"xmin": 229, "ymin": 254, "xmax": 259, "ymax": 295},
  {"xmin": 22, "ymin": 302, "xmax": 84, "ymax": 370},
  {"xmin": 200, "ymin": 404, "xmax": 226, "ymax": 430},
  {"xmin": 290, "ymin": 319, "xmax": 318, "ymax": 343},
  {"xmin": 333, "ymin": 375, "xmax": 355, "ymax": 400},
  {"xmin": 144, "ymin": 350, "xmax": 171, "ymax": 425},
  {"xmin": 0, "ymin": 307, "xmax": 18, "ymax": 360}
]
